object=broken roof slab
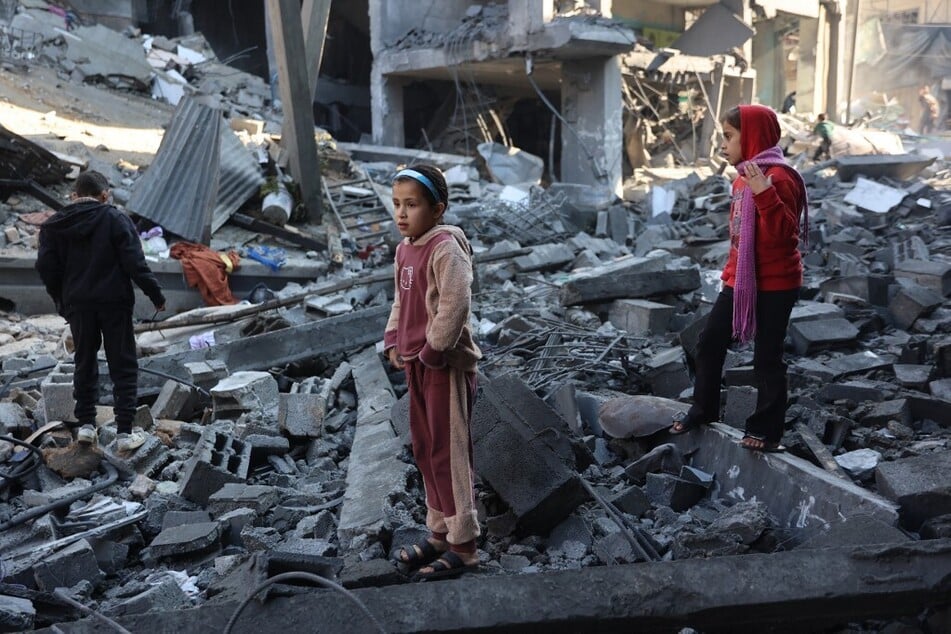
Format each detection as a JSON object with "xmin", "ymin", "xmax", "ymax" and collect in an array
[{"xmin": 377, "ymin": 20, "xmax": 634, "ymax": 90}]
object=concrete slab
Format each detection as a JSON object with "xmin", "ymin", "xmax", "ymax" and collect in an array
[
  {"xmin": 147, "ymin": 522, "xmax": 220, "ymax": 558},
  {"xmin": 337, "ymin": 348, "xmax": 411, "ymax": 545},
  {"xmin": 50, "ymin": 540, "xmax": 951, "ymax": 633},
  {"xmin": 789, "ymin": 318, "xmax": 859, "ymax": 355},
  {"xmin": 278, "ymin": 392, "xmax": 324, "ymax": 438},
  {"xmin": 670, "ymin": 424, "xmax": 898, "ymax": 544}
]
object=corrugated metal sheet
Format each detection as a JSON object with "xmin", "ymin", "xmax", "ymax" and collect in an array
[
  {"xmin": 212, "ymin": 121, "xmax": 266, "ymax": 234},
  {"xmin": 127, "ymin": 96, "xmax": 220, "ymax": 244}
]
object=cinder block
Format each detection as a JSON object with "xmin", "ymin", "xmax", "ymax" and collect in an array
[
  {"xmin": 184, "ymin": 360, "xmax": 229, "ymax": 390},
  {"xmin": 41, "ymin": 364, "xmax": 77, "ymax": 423},
  {"xmin": 608, "ymin": 299, "xmax": 673, "ymax": 335},
  {"xmin": 178, "ymin": 426, "xmax": 251, "ymax": 505},
  {"xmin": 278, "ymin": 393, "xmax": 324, "ymax": 438},
  {"xmin": 789, "ymin": 318, "xmax": 859, "ymax": 355}
]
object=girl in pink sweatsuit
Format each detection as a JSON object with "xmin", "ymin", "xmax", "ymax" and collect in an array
[{"xmin": 384, "ymin": 164, "xmax": 482, "ymax": 580}]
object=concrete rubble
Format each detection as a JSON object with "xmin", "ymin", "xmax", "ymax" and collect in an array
[{"xmin": 1, "ymin": 1, "xmax": 951, "ymax": 633}]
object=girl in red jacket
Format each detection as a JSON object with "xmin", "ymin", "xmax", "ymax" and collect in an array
[{"xmin": 671, "ymin": 105, "xmax": 808, "ymax": 452}]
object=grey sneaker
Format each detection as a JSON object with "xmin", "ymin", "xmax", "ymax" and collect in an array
[
  {"xmin": 76, "ymin": 424, "xmax": 98, "ymax": 446},
  {"xmin": 116, "ymin": 427, "xmax": 147, "ymax": 453}
]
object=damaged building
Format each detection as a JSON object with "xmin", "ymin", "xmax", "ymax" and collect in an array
[{"xmin": 1, "ymin": 0, "xmax": 951, "ymax": 632}]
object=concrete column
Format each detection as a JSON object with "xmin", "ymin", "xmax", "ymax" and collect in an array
[
  {"xmin": 822, "ymin": 1, "xmax": 846, "ymax": 120},
  {"xmin": 560, "ymin": 55, "xmax": 623, "ymax": 197},
  {"xmin": 699, "ymin": 63, "xmax": 725, "ymax": 159},
  {"xmin": 752, "ymin": 18, "xmax": 785, "ymax": 108},
  {"xmin": 796, "ymin": 17, "xmax": 823, "ymax": 115},
  {"xmin": 509, "ymin": 0, "xmax": 554, "ymax": 46},
  {"xmin": 370, "ymin": 67, "xmax": 404, "ymax": 146},
  {"xmin": 588, "ymin": 0, "xmax": 613, "ymax": 17}
]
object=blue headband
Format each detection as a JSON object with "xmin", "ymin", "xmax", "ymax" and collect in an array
[{"xmin": 395, "ymin": 169, "xmax": 441, "ymax": 203}]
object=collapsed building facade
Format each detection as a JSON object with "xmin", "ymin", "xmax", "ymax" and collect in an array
[{"xmin": 1, "ymin": 0, "xmax": 951, "ymax": 632}]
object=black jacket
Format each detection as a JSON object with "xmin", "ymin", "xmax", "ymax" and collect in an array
[{"xmin": 36, "ymin": 200, "xmax": 165, "ymax": 315}]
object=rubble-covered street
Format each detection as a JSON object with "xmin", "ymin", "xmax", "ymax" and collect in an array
[{"xmin": 2, "ymin": 1, "xmax": 951, "ymax": 633}]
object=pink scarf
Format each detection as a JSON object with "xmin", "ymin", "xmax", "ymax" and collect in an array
[{"xmin": 733, "ymin": 146, "xmax": 808, "ymax": 344}]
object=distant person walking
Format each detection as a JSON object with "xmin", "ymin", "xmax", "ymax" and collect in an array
[
  {"xmin": 919, "ymin": 85, "xmax": 940, "ymax": 134},
  {"xmin": 812, "ymin": 113, "xmax": 833, "ymax": 161},
  {"xmin": 36, "ymin": 170, "xmax": 165, "ymax": 452}
]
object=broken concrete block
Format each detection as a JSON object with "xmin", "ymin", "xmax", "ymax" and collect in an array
[
  {"xmin": 893, "ymin": 364, "xmax": 935, "ymax": 390},
  {"xmin": 930, "ymin": 378, "xmax": 951, "ymax": 403},
  {"xmin": 824, "ymin": 351, "xmax": 893, "ymax": 377},
  {"xmin": 920, "ymin": 514, "xmax": 951, "ymax": 539},
  {"xmin": 513, "ymin": 243, "xmax": 575, "ymax": 272},
  {"xmin": 834, "ymin": 449, "xmax": 882, "ymax": 480},
  {"xmin": 789, "ymin": 318, "xmax": 859, "ymax": 355},
  {"xmin": 178, "ymin": 426, "xmax": 251, "ymax": 505},
  {"xmin": 110, "ymin": 578, "xmax": 190, "ymax": 616},
  {"xmin": 0, "ymin": 402, "xmax": 31, "ymax": 435},
  {"xmin": 820, "ymin": 379, "xmax": 887, "ymax": 404},
  {"xmin": 111, "ymin": 435, "xmax": 170, "ymax": 478},
  {"xmin": 129, "ymin": 474, "xmax": 156, "ymax": 499},
  {"xmin": 339, "ymin": 559, "xmax": 404, "ymax": 589},
  {"xmin": 860, "ymin": 399, "xmax": 911, "ymax": 427},
  {"xmin": 888, "ymin": 284, "xmax": 943, "ymax": 330},
  {"xmin": 894, "ymin": 259, "xmax": 951, "ymax": 297},
  {"xmin": 208, "ymin": 484, "xmax": 280, "ymax": 516},
  {"xmin": 147, "ymin": 522, "xmax": 220, "ymax": 558},
  {"xmin": 609, "ymin": 486, "xmax": 650, "ymax": 518},
  {"xmin": 0, "ymin": 595, "xmax": 35, "ymax": 631},
  {"xmin": 151, "ymin": 380, "xmax": 198, "ymax": 420},
  {"xmin": 559, "ymin": 253, "xmax": 697, "ymax": 306},
  {"xmin": 647, "ymin": 348, "xmax": 692, "ymax": 399},
  {"xmin": 644, "ymin": 472, "xmax": 683, "ymax": 508},
  {"xmin": 876, "ymin": 451, "xmax": 951, "ymax": 529},
  {"xmin": 210, "ymin": 371, "xmax": 279, "ymax": 420},
  {"xmin": 607, "ymin": 299, "xmax": 673, "ymax": 336},
  {"xmin": 790, "ymin": 301, "xmax": 845, "ymax": 323},
  {"xmin": 162, "ymin": 510, "xmax": 212, "ymax": 531},
  {"xmin": 594, "ymin": 531, "xmax": 638, "ymax": 564},
  {"xmin": 278, "ymin": 392, "xmax": 324, "ymax": 438},
  {"xmin": 33, "ymin": 539, "xmax": 102, "ymax": 592},
  {"xmin": 471, "ymin": 376, "xmax": 586, "ymax": 535},
  {"xmin": 89, "ymin": 539, "xmax": 130, "ymax": 575},
  {"xmin": 723, "ymin": 386, "xmax": 757, "ymax": 430},
  {"xmin": 183, "ymin": 359, "xmax": 229, "ymax": 390},
  {"xmin": 268, "ymin": 538, "xmax": 343, "ymax": 580}
]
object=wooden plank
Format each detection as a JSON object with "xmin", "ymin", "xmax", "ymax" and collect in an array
[{"xmin": 266, "ymin": 0, "xmax": 323, "ymax": 222}]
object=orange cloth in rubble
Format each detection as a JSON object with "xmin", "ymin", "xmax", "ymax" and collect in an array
[{"xmin": 169, "ymin": 242, "xmax": 240, "ymax": 306}]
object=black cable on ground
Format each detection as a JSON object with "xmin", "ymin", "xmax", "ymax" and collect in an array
[
  {"xmin": 0, "ymin": 434, "xmax": 44, "ymax": 481},
  {"xmin": 52, "ymin": 587, "xmax": 131, "ymax": 634},
  {"xmin": 137, "ymin": 366, "xmax": 211, "ymax": 398},
  {"xmin": 223, "ymin": 571, "xmax": 386, "ymax": 634},
  {"xmin": 0, "ymin": 462, "xmax": 118, "ymax": 532}
]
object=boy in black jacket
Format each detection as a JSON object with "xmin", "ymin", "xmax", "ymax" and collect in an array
[{"xmin": 36, "ymin": 171, "xmax": 166, "ymax": 452}]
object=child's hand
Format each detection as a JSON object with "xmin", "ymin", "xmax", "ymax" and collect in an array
[
  {"xmin": 387, "ymin": 347, "xmax": 404, "ymax": 369},
  {"xmin": 744, "ymin": 163, "xmax": 773, "ymax": 195}
]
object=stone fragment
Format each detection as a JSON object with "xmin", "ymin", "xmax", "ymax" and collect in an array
[
  {"xmin": 860, "ymin": 399, "xmax": 911, "ymax": 426},
  {"xmin": 110, "ymin": 578, "xmax": 190, "ymax": 616},
  {"xmin": 646, "ymin": 348, "xmax": 692, "ymax": 399},
  {"xmin": 151, "ymin": 380, "xmax": 197, "ymax": 420},
  {"xmin": 267, "ymin": 538, "xmax": 342, "ymax": 579},
  {"xmin": 0, "ymin": 402, "xmax": 31, "ymax": 435},
  {"xmin": 893, "ymin": 259, "xmax": 951, "ymax": 297},
  {"xmin": 609, "ymin": 486, "xmax": 650, "ymax": 518},
  {"xmin": 162, "ymin": 510, "xmax": 212, "ymax": 531},
  {"xmin": 147, "ymin": 522, "xmax": 220, "ymax": 558},
  {"xmin": 339, "ymin": 559, "xmax": 404, "ymax": 589},
  {"xmin": 790, "ymin": 302, "xmax": 844, "ymax": 323},
  {"xmin": 893, "ymin": 364, "xmax": 935, "ymax": 390},
  {"xmin": 513, "ymin": 243, "xmax": 575, "ymax": 272},
  {"xmin": 824, "ymin": 351, "xmax": 893, "ymax": 377},
  {"xmin": 0, "ymin": 595, "xmax": 35, "ymax": 631},
  {"xmin": 597, "ymin": 395, "xmax": 688, "ymax": 439},
  {"xmin": 834, "ymin": 448, "xmax": 882, "ymax": 480},
  {"xmin": 820, "ymin": 380, "xmax": 887, "ymax": 403},
  {"xmin": 208, "ymin": 484, "xmax": 281, "ymax": 516}
]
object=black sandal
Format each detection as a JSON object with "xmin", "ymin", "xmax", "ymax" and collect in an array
[
  {"xmin": 740, "ymin": 434, "xmax": 785, "ymax": 453},
  {"xmin": 412, "ymin": 551, "xmax": 477, "ymax": 582},
  {"xmin": 393, "ymin": 539, "xmax": 442, "ymax": 570}
]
